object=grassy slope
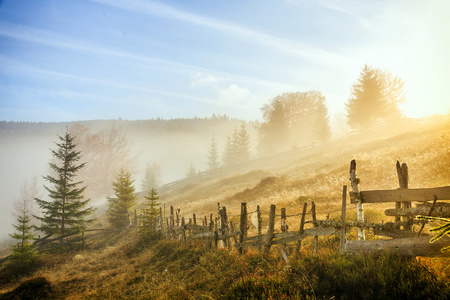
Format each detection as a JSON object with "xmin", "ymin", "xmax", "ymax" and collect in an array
[{"xmin": 1, "ymin": 117, "xmax": 449, "ymax": 299}]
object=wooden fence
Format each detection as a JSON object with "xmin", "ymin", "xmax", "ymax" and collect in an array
[{"xmin": 152, "ymin": 160, "xmax": 450, "ymax": 258}]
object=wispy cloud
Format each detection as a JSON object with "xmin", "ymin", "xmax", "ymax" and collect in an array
[
  {"xmin": 91, "ymin": 0, "xmax": 344, "ymax": 64},
  {"xmin": 0, "ymin": 20, "xmax": 292, "ymax": 91},
  {"xmin": 4, "ymin": 60, "xmax": 224, "ymax": 105}
]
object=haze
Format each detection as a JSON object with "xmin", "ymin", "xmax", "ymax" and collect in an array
[{"xmin": 0, "ymin": 1, "xmax": 449, "ymax": 240}]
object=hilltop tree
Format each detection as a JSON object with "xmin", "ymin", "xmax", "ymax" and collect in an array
[
  {"xmin": 107, "ymin": 169, "xmax": 137, "ymax": 228},
  {"xmin": 140, "ymin": 188, "xmax": 161, "ymax": 234},
  {"xmin": 141, "ymin": 163, "xmax": 161, "ymax": 193},
  {"xmin": 207, "ymin": 136, "xmax": 220, "ymax": 170},
  {"xmin": 259, "ymin": 91, "xmax": 331, "ymax": 153},
  {"xmin": 259, "ymin": 98, "xmax": 289, "ymax": 153},
  {"xmin": 314, "ymin": 99, "xmax": 331, "ymax": 142},
  {"xmin": 345, "ymin": 65, "xmax": 405, "ymax": 129},
  {"xmin": 34, "ymin": 131, "xmax": 95, "ymax": 242}
]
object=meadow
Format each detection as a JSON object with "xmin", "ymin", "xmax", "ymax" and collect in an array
[{"xmin": 1, "ymin": 117, "xmax": 449, "ymax": 299}]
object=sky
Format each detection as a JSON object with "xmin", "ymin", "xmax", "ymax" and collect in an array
[{"xmin": 0, "ymin": 0, "xmax": 449, "ymax": 122}]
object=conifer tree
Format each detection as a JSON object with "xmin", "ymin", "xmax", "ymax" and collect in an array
[
  {"xmin": 107, "ymin": 169, "xmax": 137, "ymax": 228},
  {"xmin": 141, "ymin": 163, "xmax": 161, "ymax": 193},
  {"xmin": 222, "ymin": 134, "xmax": 235, "ymax": 166},
  {"xmin": 345, "ymin": 65, "xmax": 405, "ymax": 129},
  {"xmin": 9, "ymin": 202, "xmax": 37, "ymax": 272},
  {"xmin": 186, "ymin": 163, "xmax": 197, "ymax": 178},
  {"xmin": 35, "ymin": 131, "xmax": 94, "ymax": 242},
  {"xmin": 207, "ymin": 136, "xmax": 220, "ymax": 170},
  {"xmin": 140, "ymin": 188, "xmax": 161, "ymax": 234},
  {"xmin": 237, "ymin": 123, "xmax": 250, "ymax": 163}
]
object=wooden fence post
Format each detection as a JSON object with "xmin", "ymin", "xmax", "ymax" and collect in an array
[
  {"xmin": 221, "ymin": 207, "xmax": 230, "ymax": 249},
  {"xmin": 296, "ymin": 202, "xmax": 308, "ymax": 254},
  {"xmin": 170, "ymin": 206, "xmax": 174, "ymax": 227},
  {"xmin": 264, "ymin": 204, "xmax": 276, "ymax": 254},
  {"xmin": 396, "ymin": 161, "xmax": 411, "ymax": 231},
  {"xmin": 229, "ymin": 221, "xmax": 239, "ymax": 250},
  {"xmin": 257, "ymin": 205, "xmax": 262, "ymax": 253},
  {"xmin": 281, "ymin": 208, "xmax": 287, "ymax": 232},
  {"xmin": 350, "ymin": 159, "xmax": 365, "ymax": 240},
  {"xmin": 214, "ymin": 217, "xmax": 218, "ymax": 249},
  {"xmin": 239, "ymin": 202, "xmax": 248, "ymax": 254},
  {"xmin": 159, "ymin": 207, "xmax": 163, "ymax": 232},
  {"xmin": 312, "ymin": 201, "xmax": 319, "ymax": 255},
  {"xmin": 340, "ymin": 185, "xmax": 347, "ymax": 254},
  {"xmin": 181, "ymin": 217, "xmax": 186, "ymax": 246}
]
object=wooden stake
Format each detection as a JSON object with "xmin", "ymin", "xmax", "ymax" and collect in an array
[
  {"xmin": 239, "ymin": 202, "xmax": 248, "ymax": 254},
  {"xmin": 340, "ymin": 185, "xmax": 347, "ymax": 254},
  {"xmin": 181, "ymin": 217, "xmax": 186, "ymax": 246},
  {"xmin": 296, "ymin": 202, "xmax": 308, "ymax": 254},
  {"xmin": 257, "ymin": 205, "xmax": 262, "ymax": 253},
  {"xmin": 397, "ymin": 161, "xmax": 411, "ymax": 231},
  {"xmin": 312, "ymin": 201, "xmax": 318, "ymax": 255},
  {"xmin": 350, "ymin": 159, "xmax": 365, "ymax": 240},
  {"xmin": 264, "ymin": 204, "xmax": 276, "ymax": 254}
]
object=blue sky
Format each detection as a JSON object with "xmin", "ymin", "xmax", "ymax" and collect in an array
[{"xmin": 0, "ymin": 0, "xmax": 449, "ymax": 122}]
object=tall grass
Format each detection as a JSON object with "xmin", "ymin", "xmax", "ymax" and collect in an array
[{"xmin": 2, "ymin": 234, "xmax": 448, "ymax": 299}]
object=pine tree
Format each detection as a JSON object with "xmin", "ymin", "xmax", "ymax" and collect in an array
[
  {"xmin": 237, "ymin": 123, "xmax": 250, "ymax": 163},
  {"xmin": 222, "ymin": 134, "xmax": 235, "ymax": 166},
  {"xmin": 186, "ymin": 163, "xmax": 197, "ymax": 178},
  {"xmin": 8, "ymin": 203, "xmax": 37, "ymax": 272},
  {"xmin": 207, "ymin": 136, "xmax": 220, "ymax": 170},
  {"xmin": 140, "ymin": 188, "xmax": 161, "ymax": 234},
  {"xmin": 345, "ymin": 65, "xmax": 405, "ymax": 129},
  {"xmin": 107, "ymin": 169, "xmax": 137, "ymax": 228},
  {"xmin": 314, "ymin": 100, "xmax": 331, "ymax": 142},
  {"xmin": 35, "ymin": 131, "xmax": 95, "ymax": 242},
  {"xmin": 141, "ymin": 163, "xmax": 161, "ymax": 193}
]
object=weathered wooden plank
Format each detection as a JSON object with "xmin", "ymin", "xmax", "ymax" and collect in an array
[
  {"xmin": 240, "ymin": 227, "xmax": 339, "ymax": 247},
  {"xmin": 189, "ymin": 231, "xmax": 241, "ymax": 240},
  {"xmin": 350, "ymin": 186, "xmax": 450, "ymax": 204},
  {"xmin": 373, "ymin": 228, "xmax": 428, "ymax": 238},
  {"xmin": 385, "ymin": 203, "xmax": 450, "ymax": 217},
  {"xmin": 344, "ymin": 236, "xmax": 450, "ymax": 257},
  {"xmin": 184, "ymin": 224, "xmax": 209, "ymax": 231}
]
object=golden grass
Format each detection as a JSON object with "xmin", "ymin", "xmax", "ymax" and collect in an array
[{"xmin": 1, "ymin": 118, "xmax": 449, "ymax": 298}]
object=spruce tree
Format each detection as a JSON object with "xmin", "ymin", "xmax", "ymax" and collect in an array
[
  {"xmin": 237, "ymin": 123, "xmax": 250, "ymax": 163},
  {"xmin": 35, "ymin": 131, "xmax": 94, "ymax": 242},
  {"xmin": 185, "ymin": 163, "xmax": 197, "ymax": 178},
  {"xmin": 107, "ymin": 168, "xmax": 137, "ymax": 228},
  {"xmin": 207, "ymin": 136, "xmax": 220, "ymax": 170},
  {"xmin": 141, "ymin": 163, "xmax": 161, "ymax": 193},
  {"xmin": 9, "ymin": 203, "xmax": 37, "ymax": 272},
  {"xmin": 222, "ymin": 134, "xmax": 235, "ymax": 166},
  {"xmin": 345, "ymin": 65, "xmax": 405, "ymax": 129},
  {"xmin": 140, "ymin": 188, "xmax": 161, "ymax": 234}
]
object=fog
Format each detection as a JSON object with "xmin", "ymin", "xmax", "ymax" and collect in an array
[{"xmin": 0, "ymin": 118, "xmax": 258, "ymax": 240}]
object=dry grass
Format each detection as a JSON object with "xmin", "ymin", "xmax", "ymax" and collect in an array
[{"xmin": 1, "ymin": 118, "xmax": 449, "ymax": 298}]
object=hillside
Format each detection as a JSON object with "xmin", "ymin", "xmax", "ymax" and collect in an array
[
  {"xmin": 0, "ymin": 116, "xmax": 449, "ymax": 299},
  {"xmin": 155, "ymin": 115, "xmax": 450, "ymax": 223}
]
